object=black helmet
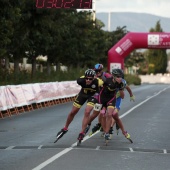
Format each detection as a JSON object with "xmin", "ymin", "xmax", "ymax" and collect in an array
[
  {"xmin": 118, "ymin": 69, "xmax": 124, "ymax": 78},
  {"xmin": 120, "ymin": 69, "xmax": 124, "ymax": 79},
  {"xmin": 112, "ymin": 69, "xmax": 123, "ymax": 77},
  {"xmin": 85, "ymin": 69, "xmax": 96, "ymax": 77}
]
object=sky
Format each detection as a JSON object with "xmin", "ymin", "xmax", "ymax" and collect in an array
[{"xmin": 94, "ymin": 0, "xmax": 170, "ymax": 18}]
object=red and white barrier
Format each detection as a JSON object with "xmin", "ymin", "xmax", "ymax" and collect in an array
[{"xmin": 0, "ymin": 81, "xmax": 80, "ymax": 118}]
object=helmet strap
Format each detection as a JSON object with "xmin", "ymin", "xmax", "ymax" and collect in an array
[{"xmin": 113, "ymin": 76, "xmax": 116, "ymax": 82}]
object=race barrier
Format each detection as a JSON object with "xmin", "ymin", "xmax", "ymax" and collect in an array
[
  {"xmin": 139, "ymin": 74, "xmax": 170, "ymax": 84},
  {"xmin": 0, "ymin": 81, "xmax": 80, "ymax": 119},
  {"xmin": 1, "ymin": 75, "xmax": 169, "ymax": 119}
]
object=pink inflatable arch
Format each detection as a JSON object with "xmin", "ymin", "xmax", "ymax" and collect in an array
[{"xmin": 108, "ymin": 32, "xmax": 170, "ymax": 72}]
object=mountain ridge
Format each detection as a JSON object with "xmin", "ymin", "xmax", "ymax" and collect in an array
[{"xmin": 96, "ymin": 12, "xmax": 170, "ymax": 32}]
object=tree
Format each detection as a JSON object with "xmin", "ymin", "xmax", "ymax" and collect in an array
[
  {"xmin": 147, "ymin": 21, "xmax": 167, "ymax": 74},
  {"xmin": 0, "ymin": 0, "xmax": 23, "ymax": 71},
  {"xmin": 125, "ymin": 51, "xmax": 145, "ymax": 67},
  {"xmin": 0, "ymin": 0, "xmax": 21, "ymax": 56}
]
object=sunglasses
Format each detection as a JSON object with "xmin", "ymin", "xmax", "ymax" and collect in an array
[
  {"xmin": 95, "ymin": 69, "xmax": 102, "ymax": 73},
  {"xmin": 115, "ymin": 75, "xmax": 122, "ymax": 78},
  {"xmin": 85, "ymin": 77, "xmax": 93, "ymax": 81}
]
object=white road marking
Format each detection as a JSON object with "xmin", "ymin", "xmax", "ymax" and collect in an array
[
  {"xmin": 32, "ymin": 86, "xmax": 170, "ymax": 170},
  {"xmin": 120, "ymin": 87, "xmax": 169, "ymax": 118},
  {"xmin": 38, "ymin": 145, "xmax": 43, "ymax": 149},
  {"xmin": 96, "ymin": 146, "xmax": 100, "ymax": 150},
  {"xmin": 129, "ymin": 147, "xmax": 134, "ymax": 152},
  {"xmin": 163, "ymin": 149, "xmax": 167, "ymax": 154},
  {"xmin": 5, "ymin": 146, "xmax": 15, "ymax": 150},
  {"xmin": 32, "ymin": 148, "xmax": 73, "ymax": 170}
]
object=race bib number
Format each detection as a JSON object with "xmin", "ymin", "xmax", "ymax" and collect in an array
[{"xmin": 94, "ymin": 103, "xmax": 102, "ymax": 111}]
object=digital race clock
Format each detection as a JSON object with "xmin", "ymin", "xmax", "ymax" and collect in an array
[{"xmin": 36, "ymin": 0, "xmax": 92, "ymax": 9}]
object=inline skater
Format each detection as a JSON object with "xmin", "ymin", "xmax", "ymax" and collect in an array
[
  {"xmin": 113, "ymin": 69, "xmax": 135, "ymax": 135},
  {"xmin": 84, "ymin": 63, "xmax": 112, "ymax": 135},
  {"xmin": 89, "ymin": 69, "xmax": 135, "ymax": 138},
  {"xmin": 55, "ymin": 69, "xmax": 103, "ymax": 144},
  {"xmin": 98, "ymin": 69, "xmax": 132, "ymax": 144}
]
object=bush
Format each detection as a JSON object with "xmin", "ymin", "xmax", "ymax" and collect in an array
[
  {"xmin": 124, "ymin": 74, "xmax": 141, "ymax": 85},
  {"xmin": 0, "ymin": 67, "xmax": 86, "ymax": 86},
  {"xmin": 0, "ymin": 67, "xmax": 141, "ymax": 86}
]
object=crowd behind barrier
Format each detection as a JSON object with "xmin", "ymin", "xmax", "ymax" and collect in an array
[{"xmin": 0, "ymin": 81, "xmax": 81, "ymax": 119}]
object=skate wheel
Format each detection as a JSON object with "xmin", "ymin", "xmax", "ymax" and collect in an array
[
  {"xmin": 128, "ymin": 138, "xmax": 133, "ymax": 143},
  {"xmin": 105, "ymin": 140, "xmax": 109, "ymax": 146},
  {"xmin": 54, "ymin": 136, "xmax": 60, "ymax": 143},
  {"xmin": 89, "ymin": 132, "xmax": 93, "ymax": 136},
  {"xmin": 54, "ymin": 131, "xmax": 64, "ymax": 143},
  {"xmin": 101, "ymin": 133, "xmax": 104, "ymax": 137},
  {"xmin": 77, "ymin": 140, "xmax": 81, "ymax": 146},
  {"xmin": 54, "ymin": 139, "xmax": 58, "ymax": 143},
  {"xmin": 54, "ymin": 135, "xmax": 61, "ymax": 143},
  {"xmin": 109, "ymin": 134, "xmax": 113, "ymax": 140}
]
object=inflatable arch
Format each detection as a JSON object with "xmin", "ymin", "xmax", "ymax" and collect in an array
[{"xmin": 108, "ymin": 32, "xmax": 170, "ymax": 72}]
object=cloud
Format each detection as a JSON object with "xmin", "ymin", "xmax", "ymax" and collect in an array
[{"xmin": 95, "ymin": 0, "xmax": 170, "ymax": 18}]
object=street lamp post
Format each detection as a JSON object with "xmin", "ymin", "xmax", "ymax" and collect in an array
[
  {"xmin": 108, "ymin": 11, "xmax": 111, "ymax": 31},
  {"xmin": 92, "ymin": 0, "xmax": 96, "ymax": 26}
]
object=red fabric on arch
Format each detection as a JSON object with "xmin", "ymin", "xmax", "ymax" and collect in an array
[{"xmin": 108, "ymin": 32, "xmax": 170, "ymax": 71}]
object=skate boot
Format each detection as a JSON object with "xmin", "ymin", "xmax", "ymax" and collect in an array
[
  {"xmin": 109, "ymin": 127, "xmax": 113, "ymax": 139},
  {"xmin": 104, "ymin": 133, "xmax": 110, "ymax": 145},
  {"xmin": 123, "ymin": 131, "xmax": 133, "ymax": 143},
  {"xmin": 89, "ymin": 123, "xmax": 101, "ymax": 136},
  {"xmin": 77, "ymin": 132, "xmax": 85, "ymax": 146},
  {"xmin": 54, "ymin": 128, "xmax": 68, "ymax": 143},
  {"xmin": 100, "ymin": 127, "xmax": 104, "ymax": 132},
  {"xmin": 101, "ymin": 132, "xmax": 105, "ymax": 137},
  {"xmin": 100, "ymin": 127, "xmax": 104, "ymax": 137},
  {"xmin": 116, "ymin": 123, "xmax": 119, "ymax": 135},
  {"xmin": 84, "ymin": 123, "xmax": 91, "ymax": 134}
]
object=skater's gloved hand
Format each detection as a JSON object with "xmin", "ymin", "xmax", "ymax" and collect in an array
[{"xmin": 130, "ymin": 95, "xmax": 135, "ymax": 102}]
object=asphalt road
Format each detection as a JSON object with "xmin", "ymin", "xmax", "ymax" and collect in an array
[{"xmin": 0, "ymin": 84, "xmax": 170, "ymax": 170}]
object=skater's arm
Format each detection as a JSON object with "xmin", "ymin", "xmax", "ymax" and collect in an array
[
  {"xmin": 119, "ymin": 90, "xmax": 124, "ymax": 99},
  {"xmin": 77, "ymin": 76, "xmax": 85, "ymax": 86},
  {"xmin": 125, "ymin": 85, "xmax": 135, "ymax": 101}
]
